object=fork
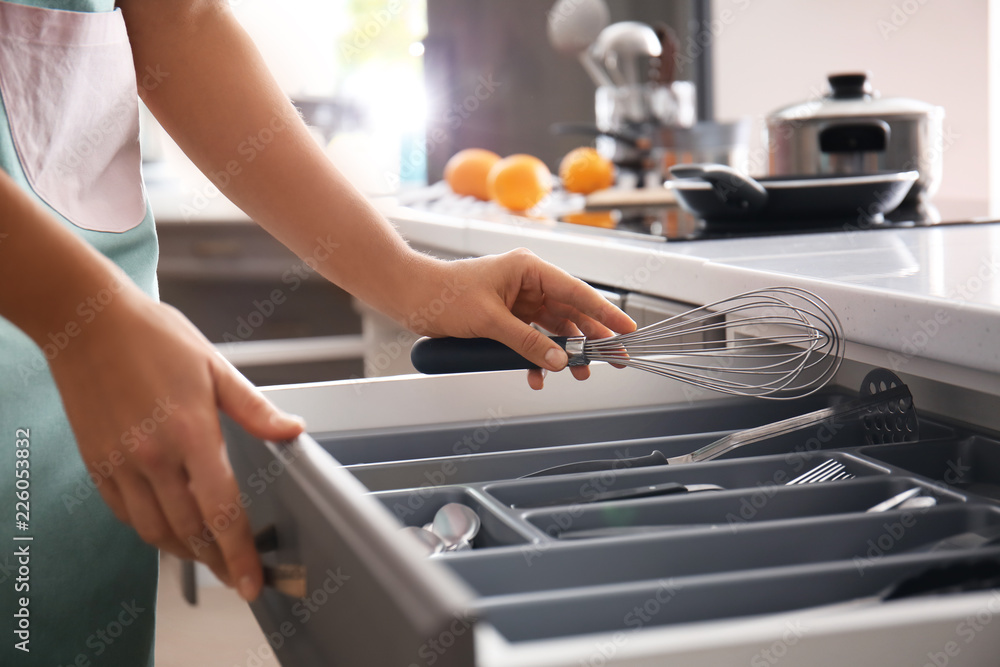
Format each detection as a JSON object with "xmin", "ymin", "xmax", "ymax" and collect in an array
[{"xmin": 786, "ymin": 459, "xmax": 855, "ymax": 485}]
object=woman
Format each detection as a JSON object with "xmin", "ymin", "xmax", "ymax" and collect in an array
[{"xmin": 0, "ymin": 0, "xmax": 634, "ymax": 664}]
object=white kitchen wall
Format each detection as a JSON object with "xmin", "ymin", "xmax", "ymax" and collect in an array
[{"xmin": 711, "ymin": 0, "xmax": 990, "ymax": 209}]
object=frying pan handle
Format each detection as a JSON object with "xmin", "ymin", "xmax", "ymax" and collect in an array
[
  {"xmin": 669, "ymin": 163, "xmax": 768, "ymax": 212},
  {"xmin": 411, "ymin": 336, "xmax": 576, "ymax": 374}
]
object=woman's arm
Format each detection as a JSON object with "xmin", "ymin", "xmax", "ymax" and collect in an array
[
  {"xmin": 117, "ymin": 0, "xmax": 634, "ymax": 374},
  {"xmin": 0, "ymin": 170, "xmax": 305, "ymax": 599}
]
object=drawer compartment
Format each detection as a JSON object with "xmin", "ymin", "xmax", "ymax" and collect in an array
[
  {"xmin": 861, "ymin": 437, "xmax": 1000, "ymax": 500},
  {"xmin": 442, "ymin": 506, "xmax": 1000, "ymax": 597}
]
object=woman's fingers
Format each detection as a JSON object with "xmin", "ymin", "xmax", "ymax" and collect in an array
[
  {"xmin": 211, "ymin": 354, "xmax": 306, "ymax": 441},
  {"xmin": 184, "ymin": 425, "xmax": 261, "ymax": 601},
  {"xmin": 487, "ymin": 307, "xmax": 569, "ymax": 372},
  {"xmin": 528, "ymin": 257, "xmax": 636, "ymax": 334},
  {"xmin": 149, "ymin": 467, "xmax": 231, "ymax": 583},
  {"xmin": 539, "ymin": 301, "xmax": 615, "ymax": 340},
  {"xmin": 525, "ymin": 309, "xmax": 590, "ymax": 388},
  {"xmin": 114, "ymin": 470, "xmax": 197, "ymax": 559}
]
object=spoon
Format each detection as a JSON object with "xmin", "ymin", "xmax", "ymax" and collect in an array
[
  {"xmin": 399, "ymin": 526, "xmax": 445, "ymax": 556},
  {"xmin": 432, "ymin": 503, "xmax": 481, "ymax": 550}
]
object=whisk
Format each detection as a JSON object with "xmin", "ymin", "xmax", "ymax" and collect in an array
[{"xmin": 410, "ymin": 286, "xmax": 844, "ymax": 400}]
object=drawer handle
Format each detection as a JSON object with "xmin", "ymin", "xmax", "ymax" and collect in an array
[
  {"xmin": 254, "ymin": 525, "xmax": 307, "ymax": 599},
  {"xmin": 263, "ymin": 564, "xmax": 307, "ymax": 599}
]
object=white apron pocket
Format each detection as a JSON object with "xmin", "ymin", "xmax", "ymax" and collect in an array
[{"xmin": 0, "ymin": 1, "xmax": 145, "ymax": 233}]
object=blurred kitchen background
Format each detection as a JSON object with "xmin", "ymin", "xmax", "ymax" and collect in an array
[
  {"xmin": 149, "ymin": 1, "xmax": 993, "ymax": 662},
  {"xmin": 149, "ymin": 0, "xmax": 993, "ymax": 384}
]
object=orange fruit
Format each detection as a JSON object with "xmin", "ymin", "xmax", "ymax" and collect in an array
[
  {"xmin": 444, "ymin": 148, "xmax": 501, "ymax": 200},
  {"xmin": 563, "ymin": 211, "xmax": 618, "ymax": 229},
  {"xmin": 559, "ymin": 147, "xmax": 615, "ymax": 194},
  {"xmin": 487, "ymin": 154, "xmax": 553, "ymax": 211}
]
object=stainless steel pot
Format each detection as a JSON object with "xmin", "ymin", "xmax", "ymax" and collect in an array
[{"xmin": 765, "ymin": 73, "xmax": 944, "ymax": 203}]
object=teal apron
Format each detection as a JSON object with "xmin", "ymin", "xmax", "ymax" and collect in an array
[{"xmin": 0, "ymin": 1, "xmax": 160, "ymax": 664}]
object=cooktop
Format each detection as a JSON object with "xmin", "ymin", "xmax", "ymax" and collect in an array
[
  {"xmin": 395, "ymin": 183, "xmax": 996, "ymax": 243},
  {"xmin": 609, "ymin": 198, "xmax": 998, "ymax": 242}
]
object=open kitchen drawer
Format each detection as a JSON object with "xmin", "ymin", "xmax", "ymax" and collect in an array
[{"xmin": 223, "ymin": 363, "xmax": 1000, "ymax": 666}]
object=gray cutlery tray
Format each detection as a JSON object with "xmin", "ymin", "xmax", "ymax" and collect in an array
[{"xmin": 314, "ymin": 392, "xmax": 1000, "ymax": 644}]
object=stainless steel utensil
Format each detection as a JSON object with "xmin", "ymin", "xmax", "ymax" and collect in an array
[
  {"xmin": 593, "ymin": 22, "xmax": 662, "ymax": 87},
  {"xmin": 865, "ymin": 487, "xmax": 922, "ymax": 513},
  {"xmin": 399, "ymin": 526, "xmax": 446, "ymax": 556},
  {"xmin": 670, "ymin": 372, "xmax": 914, "ymax": 464},
  {"xmin": 786, "ymin": 459, "xmax": 854, "ymax": 485},
  {"xmin": 432, "ymin": 503, "xmax": 481, "ymax": 550},
  {"xmin": 546, "ymin": 0, "xmax": 613, "ymax": 88},
  {"xmin": 512, "ymin": 481, "xmax": 724, "ymax": 508},
  {"xmin": 412, "ymin": 286, "xmax": 844, "ymax": 401},
  {"xmin": 522, "ymin": 373, "xmax": 912, "ymax": 479},
  {"xmin": 898, "ymin": 496, "xmax": 937, "ymax": 510}
]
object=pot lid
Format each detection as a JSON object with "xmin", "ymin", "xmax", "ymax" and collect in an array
[{"xmin": 769, "ymin": 72, "xmax": 944, "ymax": 121}]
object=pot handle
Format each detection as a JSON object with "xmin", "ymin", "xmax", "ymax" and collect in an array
[
  {"xmin": 669, "ymin": 163, "xmax": 768, "ymax": 212},
  {"xmin": 819, "ymin": 121, "xmax": 890, "ymax": 153}
]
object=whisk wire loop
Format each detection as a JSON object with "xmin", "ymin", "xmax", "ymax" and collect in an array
[{"xmin": 580, "ymin": 287, "xmax": 844, "ymax": 399}]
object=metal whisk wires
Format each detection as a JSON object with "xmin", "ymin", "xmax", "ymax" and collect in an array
[{"xmin": 582, "ymin": 287, "xmax": 844, "ymax": 399}]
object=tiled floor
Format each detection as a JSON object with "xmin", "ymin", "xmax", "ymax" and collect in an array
[{"xmin": 155, "ymin": 555, "xmax": 279, "ymax": 667}]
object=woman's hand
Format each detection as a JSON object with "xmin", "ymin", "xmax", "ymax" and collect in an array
[
  {"xmin": 48, "ymin": 286, "xmax": 304, "ymax": 601},
  {"xmin": 403, "ymin": 248, "xmax": 636, "ymax": 389}
]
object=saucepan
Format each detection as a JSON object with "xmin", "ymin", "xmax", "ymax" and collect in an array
[
  {"xmin": 668, "ymin": 163, "xmax": 918, "ymax": 225},
  {"xmin": 766, "ymin": 72, "xmax": 944, "ymax": 203}
]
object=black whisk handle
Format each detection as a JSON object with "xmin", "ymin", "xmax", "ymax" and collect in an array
[{"xmin": 410, "ymin": 336, "xmax": 574, "ymax": 374}]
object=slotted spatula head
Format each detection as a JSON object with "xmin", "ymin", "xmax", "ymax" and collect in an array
[{"xmin": 858, "ymin": 369, "xmax": 918, "ymax": 445}]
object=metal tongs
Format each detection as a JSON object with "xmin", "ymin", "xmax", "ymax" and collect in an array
[{"xmin": 523, "ymin": 369, "xmax": 917, "ymax": 478}]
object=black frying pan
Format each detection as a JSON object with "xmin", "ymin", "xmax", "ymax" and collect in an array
[{"xmin": 669, "ymin": 163, "xmax": 918, "ymax": 224}]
